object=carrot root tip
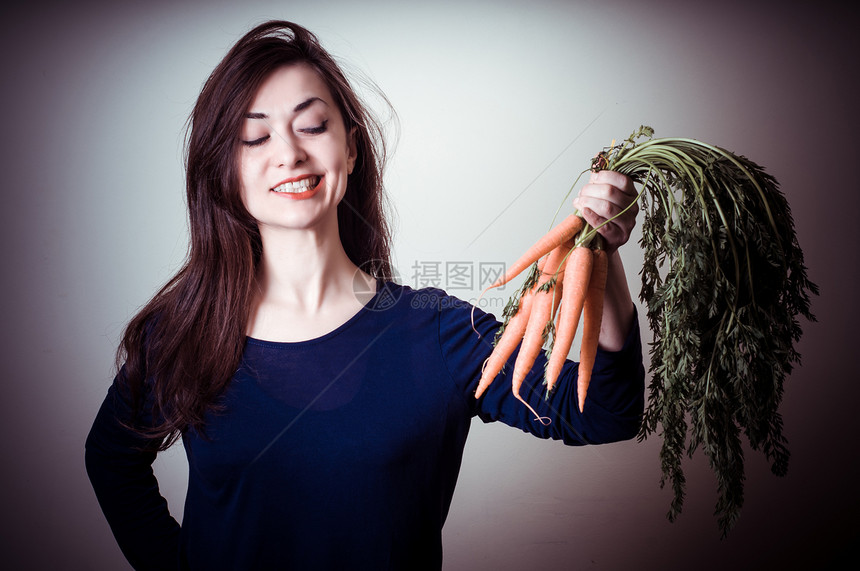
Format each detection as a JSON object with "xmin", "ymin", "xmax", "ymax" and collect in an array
[{"xmin": 515, "ymin": 393, "xmax": 552, "ymax": 426}]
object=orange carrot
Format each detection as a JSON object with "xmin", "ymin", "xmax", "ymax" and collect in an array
[
  {"xmin": 544, "ymin": 246, "xmax": 593, "ymax": 395},
  {"xmin": 512, "ymin": 290, "xmax": 553, "ymax": 424},
  {"xmin": 471, "ymin": 250, "xmax": 549, "ymax": 336},
  {"xmin": 547, "ymin": 238, "xmax": 576, "ymax": 320},
  {"xmin": 509, "ymin": 243, "xmax": 570, "ymax": 423},
  {"xmin": 577, "ymin": 248, "xmax": 608, "ymax": 413},
  {"xmin": 475, "ymin": 237, "xmax": 568, "ymax": 399},
  {"xmin": 471, "ymin": 215, "xmax": 584, "ymax": 333},
  {"xmin": 474, "ymin": 290, "xmax": 535, "ymax": 399},
  {"xmin": 489, "ymin": 214, "xmax": 584, "ymax": 289}
]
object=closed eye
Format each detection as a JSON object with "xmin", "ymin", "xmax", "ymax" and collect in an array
[
  {"xmin": 298, "ymin": 120, "xmax": 328, "ymax": 135},
  {"xmin": 242, "ymin": 135, "xmax": 270, "ymax": 147}
]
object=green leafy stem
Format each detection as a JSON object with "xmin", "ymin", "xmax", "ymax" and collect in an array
[{"xmin": 551, "ymin": 125, "xmax": 817, "ymax": 537}]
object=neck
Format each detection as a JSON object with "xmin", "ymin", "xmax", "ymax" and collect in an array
[
  {"xmin": 255, "ymin": 225, "xmax": 356, "ymax": 308},
  {"xmin": 245, "ymin": 212, "xmax": 378, "ymax": 341}
]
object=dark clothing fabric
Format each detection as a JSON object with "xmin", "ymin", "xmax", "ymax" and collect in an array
[{"xmin": 86, "ymin": 282, "xmax": 645, "ymax": 570}]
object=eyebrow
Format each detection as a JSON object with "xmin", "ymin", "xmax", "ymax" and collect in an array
[
  {"xmin": 244, "ymin": 97, "xmax": 327, "ymax": 120},
  {"xmin": 294, "ymin": 96, "xmax": 326, "ymax": 112}
]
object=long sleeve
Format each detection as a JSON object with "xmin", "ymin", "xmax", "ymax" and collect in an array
[
  {"xmin": 84, "ymin": 370, "xmax": 182, "ymax": 570},
  {"xmin": 437, "ymin": 291, "xmax": 645, "ymax": 444}
]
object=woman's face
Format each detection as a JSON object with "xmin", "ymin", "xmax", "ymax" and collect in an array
[{"xmin": 238, "ymin": 63, "xmax": 357, "ymax": 234}]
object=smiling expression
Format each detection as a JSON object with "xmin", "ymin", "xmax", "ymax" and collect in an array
[{"xmin": 238, "ymin": 63, "xmax": 357, "ymax": 233}]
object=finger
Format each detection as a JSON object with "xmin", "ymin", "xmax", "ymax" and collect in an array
[
  {"xmin": 578, "ymin": 200, "xmax": 632, "ymax": 232},
  {"xmin": 577, "ymin": 190, "xmax": 637, "ymax": 238},
  {"xmin": 574, "ymin": 192, "xmax": 638, "ymax": 225},
  {"xmin": 578, "ymin": 180, "xmax": 638, "ymax": 212},
  {"xmin": 590, "ymin": 170, "xmax": 636, "ymax": 197},
  {"xmin": 578, "ymin": 206, "xmax": 629, "ymax": 253}
]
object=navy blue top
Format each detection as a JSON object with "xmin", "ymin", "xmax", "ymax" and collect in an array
[{"xmin": 85, "ymin": 282, "xmax": 644, "ymax": 570}]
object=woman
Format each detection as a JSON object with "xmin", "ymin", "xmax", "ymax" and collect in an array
[{"xmin": 85, "ymin": 20, "xmax": 644, "ymax": 570}]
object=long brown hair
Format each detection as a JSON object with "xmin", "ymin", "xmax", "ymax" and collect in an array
[{"xmin": 118, "ymin": 21, "xmax": 394, "ymax": 448}]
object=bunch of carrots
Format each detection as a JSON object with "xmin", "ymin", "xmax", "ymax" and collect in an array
[
  {"xmin": 471, "ymin": 126, "xmax": 818, "ymax": 537},
  {"xmin": 472, "ymin": 211, "xmax": 609, "ymax": 421}
]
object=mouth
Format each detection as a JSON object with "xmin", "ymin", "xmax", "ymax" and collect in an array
[{"xmin": 271, "ymin": 175, "xmax": 322, "ymax": 194}]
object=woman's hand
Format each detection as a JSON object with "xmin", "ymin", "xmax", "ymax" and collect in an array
[
  {"xmin": 572, "ymin": 170, "xmax": 639, "ymax": 255},
  {"xmin": 573, "ymin": 170, "xmax": 639, "ymax": 351}
]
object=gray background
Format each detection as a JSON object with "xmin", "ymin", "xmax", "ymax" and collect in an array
[{"xmin": 2, "ymin": 0, "xmax": 858, "ymax": 569}]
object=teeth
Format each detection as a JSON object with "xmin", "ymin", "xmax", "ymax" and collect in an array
[{"xmin": 272, "ymin": 176, "xmax": 320, "ymax": 193}]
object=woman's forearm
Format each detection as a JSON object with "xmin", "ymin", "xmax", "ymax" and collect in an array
[{"xmin": 596, "ymin": 250, "xmax": 636, "ymax": 352}]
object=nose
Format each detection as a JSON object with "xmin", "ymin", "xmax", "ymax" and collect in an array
[{"xmin": 273, "ymin": 129, "xmax": 307, "ymax": 167}]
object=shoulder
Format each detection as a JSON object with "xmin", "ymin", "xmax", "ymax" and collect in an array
[
  {"xmin": 359, "ymin": 282, "xmax": 502, "ymax": 359},
  {"xmin": 382, "ymin": 281, "xmax": 502, "ymax": 349},
  {"xmin": 376, "ymin": 281, "xmax": 486, "ymax": 318}
]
